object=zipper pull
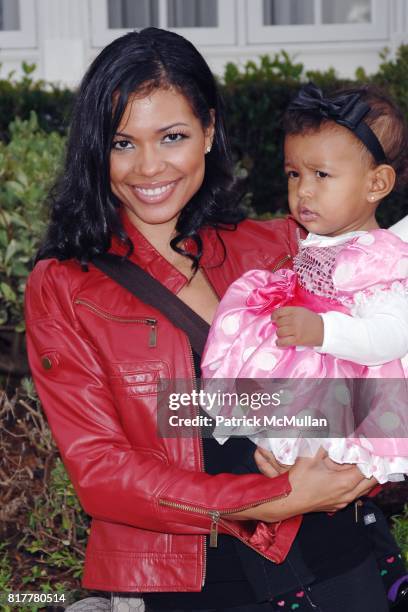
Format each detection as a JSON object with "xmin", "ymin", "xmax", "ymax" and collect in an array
[
  {"xmin": 147, "ymin": 319, "xmax": 157, "ymax": 347},
  {"xmin": 355, "ymin": 499, "xmax": 363, "ymax": 523},
  {"xmin": 209, "ymin": 511, "xmax": 220, "ymax": 548}
]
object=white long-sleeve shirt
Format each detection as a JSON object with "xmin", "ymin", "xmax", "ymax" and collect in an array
[{"xmin": 313, "ymin": 220, "xmax": 408, "ymax": 365}]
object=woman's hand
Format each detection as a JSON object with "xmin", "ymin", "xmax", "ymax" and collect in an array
[
  {"xmin": 231, "ymin": 447, "xmax": 376, "ymax": 522},
  {"xmin": 254, "ymin": 446, "xmax": 291, "ymax": 478},
  {"xmin": 287, "ymin": 447, "xmax": 376, "ymax": 513}
]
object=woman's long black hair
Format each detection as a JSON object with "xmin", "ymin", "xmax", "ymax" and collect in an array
[{"xmin": 36, "ymin": 27, "xmax": 245, "ymax": 268}]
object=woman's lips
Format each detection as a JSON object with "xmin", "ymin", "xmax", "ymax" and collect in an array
[{"xmin": 132, "ymin": 179, "xmax": 180, "ymax": 204}]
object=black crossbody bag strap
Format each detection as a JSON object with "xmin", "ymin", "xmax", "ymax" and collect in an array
[{"xmin": 92, "ymin": 253, "xmax": 209, "ymax": 356}]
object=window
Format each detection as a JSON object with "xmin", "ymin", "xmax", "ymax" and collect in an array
[
  {"xmin": 167, "ymin": 0, "xmax": 218, "ymax": 28},
  {"xmin": 91, "ymin": 0, "xmax": 235, "ymax": 47},
  {"xmin": 0, "ymin": 0, "xmax": 36, "ymax": 47},
  {"xmin": 107, "ymin": 1, "xmax": 159, "ymax": 29},
  {"xmin": 0, "ymin": 0, "xmax": 20, "ymax": 30},
  {"xmin": 248, "ymin": 0, "xmax": 388, "ymax": 43},
  {"xmin": 263, "ymin": 0, "xmax": 314, "ymax": 26}
]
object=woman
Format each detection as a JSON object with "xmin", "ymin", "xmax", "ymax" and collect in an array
[{"xmin": 25, "ymin": 28, "xmax": 390, "ymax": 611}]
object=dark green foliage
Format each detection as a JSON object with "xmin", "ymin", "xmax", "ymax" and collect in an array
[
  {"xmin": 1, "ymin": 51, "xmax": 408, "ymax": 226},
  {"xmin": 0, "ymin": 63, "xmax": 74, "ymax": 139},
  {"xmin": 0, "ymin": 113, "xmax": 65, "ymax": 331}
]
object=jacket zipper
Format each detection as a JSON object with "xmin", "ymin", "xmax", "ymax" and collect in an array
[
  {"xmin": 186, "ymin": 339, "xmax": 208, "ymax": 586},
  {"xmin": 271, "ymin": 254, "xmax": 291, "ymax": 273},
  {"xmin": 158, "ymin": 492, "xmax": 288, "ymax": 561},
  {"xmin": 74, "ymin": 299, "xmax": 157, "ymax": 347}
]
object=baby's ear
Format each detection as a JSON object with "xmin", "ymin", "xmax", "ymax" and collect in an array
[{"xmin": 367, "ymin": 164, "xmax": 396, "ymax": 203}]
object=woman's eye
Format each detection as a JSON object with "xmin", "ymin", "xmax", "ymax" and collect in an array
[
  {"xmin": 162, "ymin": 132, "xmax": 187, "ymax": 144},
  {"xmin": 112, "ymin": 139, "xmax": 133, "ymax": 150},
  {"xmin": 316, "ymin": 170, "xmax": 329, "ymax": 178}
]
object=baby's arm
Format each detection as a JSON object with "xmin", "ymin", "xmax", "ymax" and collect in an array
[
  {"xmin": 273, "ymin": 293, "xmax": 408, "ymax": 365},
  {"xmin": 316, "ymin": 293, "xmax": 408, "ymax": 365},
  {"xmin": 389, "ymin": 215, "xmax": 408, "ymax": 240},
  {"xmin": 275, "ymin": 226, "xmax": 408, "ymax": 365},
  {"xmin": 318, "ymin": 223, "xmax": 408, "ymax": 365}
]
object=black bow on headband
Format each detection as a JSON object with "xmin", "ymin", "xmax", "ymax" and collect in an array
[{"xmin": 287, "ymin": 83, "xmax": 387, "ymax": 164}]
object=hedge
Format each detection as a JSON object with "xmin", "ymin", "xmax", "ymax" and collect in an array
[{"xmin": 1, "ymin": 49, "xmax": 408, "ymax": 228}]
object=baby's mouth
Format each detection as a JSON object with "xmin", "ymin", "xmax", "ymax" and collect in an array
[{"xmin": 298, "ymin": 207, "xmax": 319, "ymax": 222}]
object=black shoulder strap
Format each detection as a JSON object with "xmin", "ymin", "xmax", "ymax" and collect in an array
[{"xmin": 92, "ymin": 253, "xmax": 209, "ymax": 356}]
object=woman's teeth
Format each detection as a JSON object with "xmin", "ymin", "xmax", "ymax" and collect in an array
[{"xmin": 135, "ymin": 183, "xmax": 174, "ymax": 196}]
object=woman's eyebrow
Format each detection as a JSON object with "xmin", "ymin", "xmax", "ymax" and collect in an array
[
  {"xmin": 114, "ymin": 123, "xmax": 190, "ymax": 138},
  {"xmin": 114, "ymin": 131, "xmax": 133, "ymax": 138},
  {"xmin": 157, "ymin": 122, "xmax": 189, "ymax": 132}
]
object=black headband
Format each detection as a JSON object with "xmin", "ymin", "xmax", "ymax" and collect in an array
[{"xmin": 287, "ymin": 83, "xmax": 387, "ymax": 164}]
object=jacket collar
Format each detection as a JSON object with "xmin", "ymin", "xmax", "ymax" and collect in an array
[{"xmin": 110, "ymin": 210, "xmax": 226, "ymax": 293}]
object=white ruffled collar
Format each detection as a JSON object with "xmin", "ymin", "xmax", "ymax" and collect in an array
[{"xmin": 300, "ymin": 230, "xmax": 367, "ymax": 247}]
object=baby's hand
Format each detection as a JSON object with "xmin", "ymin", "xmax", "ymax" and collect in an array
[{"xmin": 272, "ymin": 306, "xmax": 324, "ymax": 347}]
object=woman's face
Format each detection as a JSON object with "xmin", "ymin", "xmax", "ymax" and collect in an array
[{"xmin": 110, "ymin": 87, "xmax": 214, "ymax": 233}]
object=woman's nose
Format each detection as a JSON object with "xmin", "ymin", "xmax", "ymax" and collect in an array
[{"xmin": 137, "ymin": 145, "xmax": 166, "ymax": 177}]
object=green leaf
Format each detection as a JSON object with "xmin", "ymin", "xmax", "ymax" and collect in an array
[
  {"xmin": 4, "ymin": 238, "xmax": 19, "ymax": 263},
  {"xmin": 0, "ymin": 282, "xmax": 17, "ymax": 302}
]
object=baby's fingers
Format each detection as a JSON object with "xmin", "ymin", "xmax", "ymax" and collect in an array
[
  {"xmin": 275, "ymin": 324, "xmax": 294, "ymax": 338},
  {"xmin": 271, "ymin": 307, "xmax": 295, "ymax": 321},
  {"xmin": 276, "ymin": 336, "xmax": 296, "ymax": 347}
]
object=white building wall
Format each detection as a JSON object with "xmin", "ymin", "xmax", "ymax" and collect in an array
[{"xmin": 0, "ymin": 0, "xmax": 407, "ymax": 87}]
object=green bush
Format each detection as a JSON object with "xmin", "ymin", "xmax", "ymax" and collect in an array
[
  {"xmin": 0, "ymin": 380, "xmax": 89, "ymax": 605},
  {"xmin": 0, "ymin": 62, "xmax": 74, "ymax": 139},
  {"xmin": 0, "ymin": 112, "xmax": 65, "ymax": 329},
  {"xmin": 391, "ymin": 505, "xmax": 408, "ymax": 566}
]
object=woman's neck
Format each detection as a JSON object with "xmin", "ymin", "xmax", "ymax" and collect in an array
[{"xmin": 123, "ymin": 208, "xmax": 190, "ymax": 273}]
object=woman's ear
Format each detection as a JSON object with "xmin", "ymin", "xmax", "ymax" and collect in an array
[
  {"xmin": 205, "ymin": 109, "xmax": 215, "ymax": 154},
  {"xmin": 367, "ymin": 164, "xmax": 396, "ymax": 203}
]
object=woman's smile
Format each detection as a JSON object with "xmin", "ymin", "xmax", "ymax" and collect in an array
[{"xmin": 131, "ymin": 178, "xmax": 181, "ymax": 204}]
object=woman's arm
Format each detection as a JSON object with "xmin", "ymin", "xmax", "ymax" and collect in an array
[
  {"xmin": 25, "ymin": 261, "xmax": 292, "ymax": 536},
  {"xmin": 25, "ymin": 260, "xmax": 372, "ymax": 538},
  {"xmin": 232, "ymin": 447, "xmax": 376, "ymax": 521}
]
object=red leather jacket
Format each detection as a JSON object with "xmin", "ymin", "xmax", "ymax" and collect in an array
[{"xmin": 25, "ymin": 216, "xmax": 302, "ymax": 592}]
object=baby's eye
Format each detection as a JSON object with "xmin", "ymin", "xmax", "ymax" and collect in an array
[
  {"xmin": 287, "ymin": 170, "xmax": 299, "ymax": 179},
  {"xmin": 162, "ymin": 132, "xmax": 188, "ymax": 144},
  {"xmin": 315, "ymin": 170, "xmax": 329, "ymax": 178},
  {"xmin": 112, "ymin": 139, "xmax": 133, "ymax": 150}
]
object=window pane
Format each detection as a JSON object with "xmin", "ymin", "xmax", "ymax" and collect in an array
[
  {"xmin": 322, "ymin": 0, "xmax": 371, "ymax": 24},
  {"xmin": 263, "ymin": 0, "xmax": 314, "ymax": 25},
  {"xmin": 107, "ymin": 0, "xmax": 159, "ymax": 29},
  {"xmin": 167, "ymin": 0, "xmax": 218, "ymax": 28},
  {"xmin": 0, "ymin": 0, "xmax": 20, "ymax": 30}
]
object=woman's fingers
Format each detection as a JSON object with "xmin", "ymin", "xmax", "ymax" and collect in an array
[
  {"xmin": 255, "ymin": 447, "xmax": 291, "ymax": 476},
  {"xmin": 288, "ymin": 454, "xmax": 367, "ymax": 514},
  {"xmin": 254, "ymin": 448, "xmax": 280, "ymax": 477},
  {"xmin": 347, "ymin": 475, "xmax": 378, "ymax": 499}
]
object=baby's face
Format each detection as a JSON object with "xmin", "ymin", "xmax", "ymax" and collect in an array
[{"xmin": 284, "ymin": 124, "xmax": 378, "ymax": 236}]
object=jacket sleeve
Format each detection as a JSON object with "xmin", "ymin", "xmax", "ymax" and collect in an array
[{"xmin": 25, "ymin": 259, "xmax": 298, "ymax": 555}]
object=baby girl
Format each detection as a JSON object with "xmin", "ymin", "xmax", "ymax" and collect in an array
[{"xmin": 201, "ymin": 83, "xmax": 408, "ymax": 483}]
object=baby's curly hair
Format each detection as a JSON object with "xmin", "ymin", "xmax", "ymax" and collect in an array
[{"xmin": 283, "ymin": 85, "xmax": 408, "ymax": 190}]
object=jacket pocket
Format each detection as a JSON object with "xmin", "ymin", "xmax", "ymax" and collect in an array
[
  {"xmin": 74, "ymin": 298, "xmax": 158, "ymax": 347},
  {"xmin": 108, "ymin": 360, "xmax": 170, "ymax": 396}
]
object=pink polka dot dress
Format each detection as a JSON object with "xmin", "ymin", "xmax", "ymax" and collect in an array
[{"xmin": 201, "ymin": 229, "xmax": 408, "ymax": 483}]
